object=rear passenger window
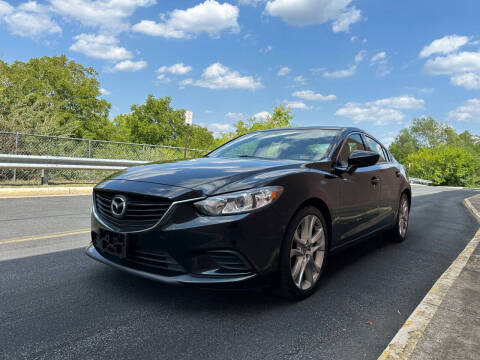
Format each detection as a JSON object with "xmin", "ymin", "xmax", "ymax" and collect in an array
[
  {"xmin": 338, "ymin": 134, "xmax": 365, "ymax": 167},
  {"xmin": 364, "ymin": 136, "xmax": 386, "ymax": 163}
]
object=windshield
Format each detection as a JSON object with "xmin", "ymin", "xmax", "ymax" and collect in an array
[{"xmin": 208, "ymin": 129, "xmax": 340, "ymax": 161}]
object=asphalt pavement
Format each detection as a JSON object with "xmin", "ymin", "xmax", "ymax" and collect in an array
[{"xmin": 0, "ymin": 185, "xmax": 479, "ymax": 360}]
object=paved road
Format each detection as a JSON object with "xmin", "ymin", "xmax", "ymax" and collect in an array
[{"xmin": 0, "ymin": 186, "xmax": 478, "ymax": 360}]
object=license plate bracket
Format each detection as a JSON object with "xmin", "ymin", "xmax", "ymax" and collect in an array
[{"xmin": 97, "ymin": 230, "xmax": 127, "ymax": 258}]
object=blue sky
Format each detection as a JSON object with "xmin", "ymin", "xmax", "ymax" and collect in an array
[{"xmin": 1, "ymin": 0, "xmax": 480, "ymax": 144}]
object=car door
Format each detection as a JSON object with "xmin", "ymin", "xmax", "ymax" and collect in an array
[
  {"xmin": 363, "ymin": 135, "xmax": 396, "ymax": 228},
  {"xmin": 334, "ymin": 133, "xmax": 382, "ymax": 246}
]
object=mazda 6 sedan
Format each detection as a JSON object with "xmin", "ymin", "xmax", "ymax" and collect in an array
[{"xmin": 87, "ymin": 127, "xmax": 410, "ymax": 299}]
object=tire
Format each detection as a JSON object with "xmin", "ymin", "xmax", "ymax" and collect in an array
[
  {"xmin": 277, "ymin": 206, "xmax": 328, "ymax": 300},
  {"xmin": 389, "ymin": 193, "xmax": 410, "ymax": 243}
]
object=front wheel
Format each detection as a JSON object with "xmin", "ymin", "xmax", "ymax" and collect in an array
[
  {"xmin": 390, "ymin": 193, "xmax": 410, "ymax": 243},
  {"xmin": 278, "ymin": 206, "xmax": 328, "ymax": 300}
]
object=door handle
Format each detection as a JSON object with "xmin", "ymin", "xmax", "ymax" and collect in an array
[{"xmin": 371, "ymin": 177, "xmax": 380, "ymax": 185}]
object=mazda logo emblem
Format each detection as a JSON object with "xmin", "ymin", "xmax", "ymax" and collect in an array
[{"xmin": 111, "ymin": 195, "xmax": 127, "ymax": 217}]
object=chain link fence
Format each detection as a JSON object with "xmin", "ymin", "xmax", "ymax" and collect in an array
[{"xmin": 0, "ymin": 131, "xmax": 209, "ymax": 185}]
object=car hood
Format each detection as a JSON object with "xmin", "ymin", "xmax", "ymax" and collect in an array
[{"xmin": 110, "ymin": 157, "xmax": 304, "ymax": 195}]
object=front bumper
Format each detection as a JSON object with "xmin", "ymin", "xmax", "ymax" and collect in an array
[
  {"xmin": 88, "ymin": 188, "xmax": 288, "ymax": 287},
  {"xmin": 86, "ymin": 245, "xmax": 257, "ymax": 285}
]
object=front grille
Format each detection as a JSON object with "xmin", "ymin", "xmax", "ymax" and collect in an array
[
  {"xmin": 127, "ymin": 249, "xmax": 185, "ymax": 273},
  {"xmin": 208, "ymin": 251, "xmax": 250, "ymax": 274},
  {"xmin": 94, "ymin": 191, "xmax": 172, "ymax": 232}
]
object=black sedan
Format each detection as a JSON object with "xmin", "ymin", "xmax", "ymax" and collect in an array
[{"xmin": 87, "ymin": 127, "xmax": 411, "ymax": 299}]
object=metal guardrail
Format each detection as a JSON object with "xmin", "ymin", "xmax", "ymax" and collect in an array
[
  {"xmin": 409, "ymin": 177, "xmax": 434, "ymax": 185},
  {"xmin": 0, "ymin": 154, "xmax": 148, "ymax": 184},
  {"xmin": 0, "ymin": 131, "xmax": 209, "ymax": 185}
]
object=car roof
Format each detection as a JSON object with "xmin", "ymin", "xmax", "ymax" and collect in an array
[{"xmin": 255, "ymin": 126, "xmax": 363, "ymax": 133}]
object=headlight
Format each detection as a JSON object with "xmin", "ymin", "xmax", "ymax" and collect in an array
[{"xmin": 194, "ymin": 186, "xmax": 283, "ymax": 216}]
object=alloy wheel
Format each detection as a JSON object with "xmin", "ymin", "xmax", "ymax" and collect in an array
[
  {"xmin": 290, "ymin": 214, "xmax": 326, "ymax": 290},
  {"xmin": 398, "ymin": 197, "xmax": 409, "ymax": 237}
]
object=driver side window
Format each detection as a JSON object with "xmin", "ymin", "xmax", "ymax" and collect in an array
[{"xmin": 338, "ymin": 134, "xmax": 365, "ymax": 167}]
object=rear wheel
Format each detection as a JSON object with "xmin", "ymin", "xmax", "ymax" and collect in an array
[
  {"xmin": 278, "ymin": 206, "xmax": 328, "ymax": 300},
  {"xmin": 390, "ymin": 193, "xmax": 410, "ymax": 243}
]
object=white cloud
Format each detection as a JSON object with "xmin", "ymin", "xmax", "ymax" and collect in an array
[
  {"xmin": 370, "ymin": 51, "xmax": 391, "ymax": 77},
  {"xmin": 70, "ymin": 33, "xmax": 133, "ymax": 60},
  {"xmin": 260, "ymin": 45, "xmax": 273, "ymax": 54},
  {"xmin": 425, "ymin": 51, "xmax": 480, "ymax": 75},
  {"xmin": 99, "ymin": 88, "xmax": 110, "ymax": 95},
  {"xmin": 265, "ymin": 0, "xmax": 362, "ymax": 33},
  {"xmin": 335, "ymin": 103, "xmax": 404, "ymax": 125},
  {"xmin": 157, "ymin": 63, "xmax": 192, "ymax": 75},
  {"xmin": 110, "ymin": 60, "xmax": 147, "ymax": 72},
  {"xmin": 323, "ymin": 65, "xmax": 356, "ymax": 78},
  {"xmin": 293, "ymin": 75, "xmax": 306, "ymax": 85},
  {"xmin": 321, "ymin": 51, "xmax": 364, "ymax": 79},
  {"xmin": 419, "ymin": 35, "xmax": 470, "ymax": 58},
  {"xmin": 182, "ymin": 62, "xmax": 263, "ymax": 90},
  {"xmin": 253, "ymin": 111, "xmax": 270, "ymax": 120},
  {"xmin": 447, "ymin": 98, "xmax": 480, "ymax": 122},
  {"xmin": 226, "ymin": 112, "xmax": 244, "ymax": 120},
  {"xmin": 226, "ymin": 110, "xmax": 271, "ymax": 121},
  {"xmin": 292, "ymin": 90, "xmax": 336, "ymax": 101},
  {"xmin": 208, "ymin": 122, "xmax": 234, "ymax": 137},
  {"xmin": 0, "ymin": 1, "xmax": 13, "ymax": 16},
  {"xmin": 132, "ymin": 0, "xmax": 239, "ymax": 39},
  {"xmin": 0, "ymin": 1, "xmax": 61, "ymax": 37},
  {"xmin": 380, "ymin": 133, "xmax": 396, "ymax": 147},
  {"xmin": 277, "ymin": 66, "xmax": 291, "ymax": 76},
  {"xmin": 156, "ymin": 73, "xmax": 171, "ymax": 82},
  {"xmin": 350, "ymin": 36, "xmax": 357, "ymax": 42},
  {"xmin": 282, "ymin": 100, "xmax": 310, "ymax": 109},
  {"xmin": 405, "ymin": 87, "xmax": 435, "ymax": 94},
  {"xmin": 50, "ymin": 0, "xmax": 155, "ymax": 34},
  {"xmin": 450, "ymin": 72, "xmax": 480, "ymax": 90},
  {"xmin": 366, "ymin": 95, "xmax": 424, "ymax": 109},
  {"xmin": 238, "ymin": 0, "xmax": 265, "ymax": 5},
  {"xmin": 335, "ymin": 95, "xmax": 425, "ymax": 125},
  {"xmin": 371, "ymin": 51, "xmax": 387, "ymax": 63},
  {"xmin": 424, "ymin": 50, "xmax": 480, "ymax": 89},
  {"xmin": 332, "ymin": 6, "xmax": 361, "ymax": 33},
  {"xmin": 179, "ymin": 78, "xmax": 194, "ymax": 88},
  {"xmin": 156, "ymin": 63, "xmax": 191, "ymax": 82},
  {"xmin": 355, "ymin": 50, "xmax": 366, "ymax": 63}
]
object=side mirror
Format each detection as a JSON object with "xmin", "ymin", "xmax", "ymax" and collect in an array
[{"xmin": 347, "ymin": 150, "xmax": 379, "ymax": 172}]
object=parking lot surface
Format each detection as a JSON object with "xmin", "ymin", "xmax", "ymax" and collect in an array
[{"xmin": 0, "ymin": 185, "xmax": 478, "ymax": 360}]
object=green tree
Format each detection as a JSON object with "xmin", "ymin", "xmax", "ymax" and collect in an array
[
  {"xmin": 407, "ymin": 146, "xmax": 479, "ymax": 187},
  {"xmin": 389, "ymin": 128, "xmax": 418, "ymax": 164},
  {"xmin": 389, "ymin": 117, "xmax": 477, "ymax": 161},
  {"xmin": 214, "ymin": 105, "xmax": 294, "ymax": 147},
  {"xmin": 187, "ymin": 125, "xmax": 215, "ymax": 150},
  {"xmin": 390, "ymin": 117, "xmax": 480, "ymax": 187},
  {"xmin": 0, "ymin": 55, "xmax": 111, "ymax": 138},
  {"xmin": 409, "ymin": 117, "xmax": 447, "ymax": 147},
  {"xmin": 113, "ymin": 95, "xmax": 187, "ymax": 145},
  {"xmin": 113, "ymin": 95, "xmax": 214, "ymax": 149},
  {"xmin": 234, "ymin": 106, "xmax": 293, "ymax": 135}
]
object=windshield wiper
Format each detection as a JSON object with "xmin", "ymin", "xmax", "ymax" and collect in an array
[{"xmin": 237, "ymin": 155, "xmax": 257, "ymax": 158}]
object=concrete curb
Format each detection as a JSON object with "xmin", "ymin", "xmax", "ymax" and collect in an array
[
  {"xmin": 378, "ymin": 194, "xmax": 480, "ymax": 360},
  {"xmin": 410, "ymin": 184, "xmax": 480, "ymax": 191},
  {"xmin": 464, "ymin": 195, "xmax": 480, "ymax": 224},
  {"xmin": 0, "ymin": 186, "xmax": 93, "ymax": 198}
]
